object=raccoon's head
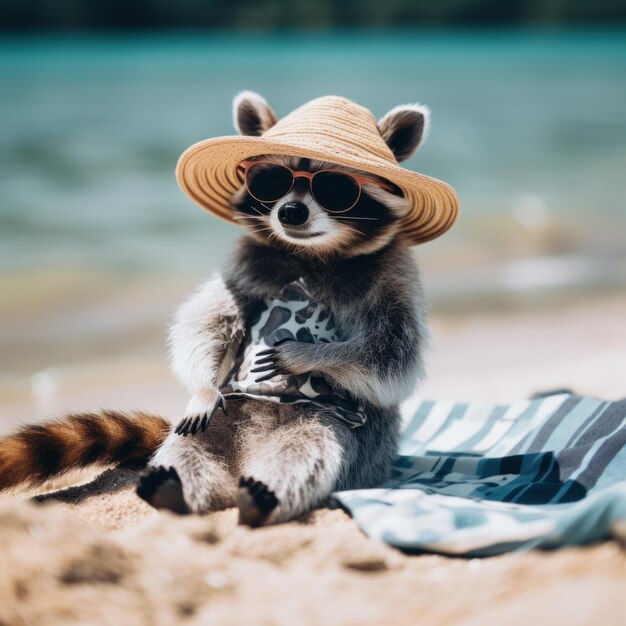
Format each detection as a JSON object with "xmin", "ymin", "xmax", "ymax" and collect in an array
[{"xmin": 230, "ymin": 91, "xmax": 430, "ymax": 258}]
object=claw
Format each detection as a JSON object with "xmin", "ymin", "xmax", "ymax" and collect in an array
[
  {"xmin": 255, "ymin": 371, "xmax": 279, "ymax": 383},
  {"xmin": 256, "ymin": 348, "xmax": 275, "ymax": 357},
  {"xmin": 219, "ymin": 396, "xmax": 228, "ymax": 416},
  {"xmin": 177, "ymin": 392, "xmax": 228, "ymax": 437},
  {"xmin": 250, "ymin": 365, "xmax": 273, "ymax": 374},
  {"xmin": 253, "ymin": 357, "xmax": 275, "ymax": 366},
  {"xmin": 190, "ymin": 416, "xmax": 201, "ymax": 435},
  {"xmin": 200, "ymin": 412, "xmax": 209, "ymax": 432}
]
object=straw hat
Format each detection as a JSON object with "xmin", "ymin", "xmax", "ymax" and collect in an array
[{"xmin": 176, "ymin": 95, "xmax": 459, "ymax": 245}]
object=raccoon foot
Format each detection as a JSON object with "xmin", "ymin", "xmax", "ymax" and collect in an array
[
  {"xmin": 237, "ymin": 476, "xmax": 279, "ymax": 528},
  {"xmin": 136, "ymin": 466, "xmax": 191, "ymax": 515}
]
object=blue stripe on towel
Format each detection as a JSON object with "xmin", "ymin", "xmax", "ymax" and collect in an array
[{"xmin": 333, "ymin": 393, "xmax": 626, "ymax": 556}]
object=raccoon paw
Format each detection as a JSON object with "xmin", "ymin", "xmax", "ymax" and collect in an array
[
  {"xmin": 237, "ymin": 476, "xmax": 279, "ymax": 528},
  {"xmin": 250, "ymin": 338, "xmax": 310, "ymax": 383},
  {"xmin": 136, "ymin": 466, "xmax": 191, "ymax": 515},
  {"xmin": 249, "ymin": 346, "xmax": 290, "ymax": 383},
  {"xmin": 175, "ymin": 390, "xmax": 227, "ymax": 436}
]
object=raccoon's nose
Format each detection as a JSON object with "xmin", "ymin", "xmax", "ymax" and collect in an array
[{"xmin": 277, "ymin": 202, "xmax": 309, "ymax": 226}]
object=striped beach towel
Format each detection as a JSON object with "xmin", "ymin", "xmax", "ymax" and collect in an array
[{"xmin": 334, "ymin": 393, "xmax": 626, "ymax": 556}]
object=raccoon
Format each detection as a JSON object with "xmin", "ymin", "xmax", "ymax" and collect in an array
[{"xmin": 0, "ymin": 92, "xmax": 430, "ymax": 527}]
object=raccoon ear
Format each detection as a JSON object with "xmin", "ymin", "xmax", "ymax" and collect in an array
[
  {"xmin": 233, "ymin": 91, "xmax": 278, "ymax": 136},
  {"xmin": 377, "ymin": 104, "xmax": 430, "ymax": 162}
]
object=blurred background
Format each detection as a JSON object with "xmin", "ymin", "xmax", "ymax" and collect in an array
[{"xmin": 1, "ymin": 1, "xmax": 625, "ymax": 428}]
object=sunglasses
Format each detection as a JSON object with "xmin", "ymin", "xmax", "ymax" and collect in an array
[{"xmin": 237, "ymin": 160, "xmax": 396, "ymax": 214}]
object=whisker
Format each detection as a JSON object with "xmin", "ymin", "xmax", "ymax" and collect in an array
[
  {"xmin": 330, "ymin": 216, "xmax": 379, "ymax": 221},
  {"xmin": 240, "ymin": 203, "xmax": 265, "ymax": 216},
  {"xmin": 249, "ymin": 226, "xmax": 274, "ymax": 234},
  {"xmin": 250, "ymin": 231, "xmax": 274, "ymax": 238},
  {"xmin": 306, "ymin": 214, "xmax": 379, "ymax": 226}
]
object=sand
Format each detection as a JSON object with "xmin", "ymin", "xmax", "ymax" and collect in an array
[
  {"xmin": 1, "ymin": 293, "xmax": 625, "ymax": 626},
  {"xmin": 1, "ymin": 475, "xmax": 625, "ymax": 626}
]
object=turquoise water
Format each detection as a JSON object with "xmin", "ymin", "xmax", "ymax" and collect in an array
[{"xmin": 0, "ymin": 30, "xmax": 625, "ymax": 272}]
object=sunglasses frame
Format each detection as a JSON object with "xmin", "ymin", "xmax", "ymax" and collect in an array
[{"xmin": 237, "ymin": 160, "xmax": 396, "ymax": 214}]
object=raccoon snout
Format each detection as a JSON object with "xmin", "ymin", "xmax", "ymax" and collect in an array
[{"xmin": 277, "ymin": 201, "xmax": 309, "ymax": 227}]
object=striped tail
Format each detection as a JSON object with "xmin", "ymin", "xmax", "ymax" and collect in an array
[{"xmin": 0, "ymin": 410, "xmax": 171, "ymax": 491}]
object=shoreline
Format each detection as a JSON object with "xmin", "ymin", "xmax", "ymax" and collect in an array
[{"xmin": 2, "ymin": 287, "xmax": 625, "ymax": 432}]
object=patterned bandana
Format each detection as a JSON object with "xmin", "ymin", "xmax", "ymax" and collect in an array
[{"xmin": 220, "ymin": 280, "xmax": 366, "ymax": 427}]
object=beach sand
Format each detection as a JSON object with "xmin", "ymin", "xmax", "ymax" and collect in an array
[{"xmin": 1, "ymin": 291, "xmax": 625, "ymax": 625}]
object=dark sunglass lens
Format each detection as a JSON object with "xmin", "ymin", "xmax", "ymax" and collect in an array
[
  {"xmin": 246, "ymin": 164, "xmax": 293, "ymax": 202},
  {"xmin": 312, "ymin": 172, "xmax": 360, "ymax": 212}
]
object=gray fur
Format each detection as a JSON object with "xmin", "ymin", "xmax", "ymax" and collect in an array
[{"xmin": 149, "ymin": 146, "xmax": 428, "ymax": 525}]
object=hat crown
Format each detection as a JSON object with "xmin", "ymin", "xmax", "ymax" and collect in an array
[
  {"xmin": 262, "ymin": 96, "xmax": 397, "ymax": 167},
  {"xmin": 176, "ymin": 94, "xmax": 460, "ymax": 245}
]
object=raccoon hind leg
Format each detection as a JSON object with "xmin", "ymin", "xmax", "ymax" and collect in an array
[
  {"xmin": 142, "ymin": 405, "xmax": 239, "ymax": 514},
  {"xmin": 238, "ymin": 404, "xmax": 358, "ymax": 526}
]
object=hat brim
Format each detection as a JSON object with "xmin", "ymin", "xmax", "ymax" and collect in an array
[{"xmin": 176, "ymin": 135, "xmax": 460, "ymax": 245}]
